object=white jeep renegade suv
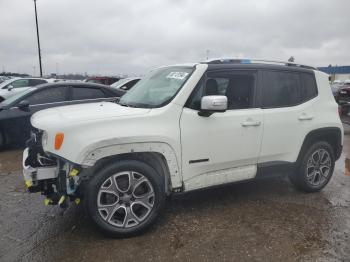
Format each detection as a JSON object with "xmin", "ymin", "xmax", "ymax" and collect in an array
[{"xmin": 23, "ymin": 59, "xmax": 343, "ymax": 236}]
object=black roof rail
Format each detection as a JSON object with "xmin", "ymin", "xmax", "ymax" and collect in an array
[{"xmin": 205, "ymin": 58, "xmax": 317, "ymax": 70}]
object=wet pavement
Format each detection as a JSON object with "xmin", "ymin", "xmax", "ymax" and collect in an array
[{"xmin": 0, "ymin": 126, "xmax": 350, "ymax": 262}]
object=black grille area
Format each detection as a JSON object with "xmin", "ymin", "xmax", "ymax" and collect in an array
[{"xmin": 25, "ymin": 128, "xmax": 56, "ymax": 168}]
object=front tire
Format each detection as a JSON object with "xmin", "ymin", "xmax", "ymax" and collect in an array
[
  {"xmin": 290, "ymin": 142, "xmax": 335, "ymax": 192},
  {"xmin": 84, "ymin": 160, "xmax": 165, "ymax": 237}
]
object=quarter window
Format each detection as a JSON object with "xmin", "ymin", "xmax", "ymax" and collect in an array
[
  {"xmin": 300, "ymin": 73, "xmax": 317, "ymax": 101},
  {"xmin": 262, "ymin": 71, "xmax": 301, "ymax": 108}
]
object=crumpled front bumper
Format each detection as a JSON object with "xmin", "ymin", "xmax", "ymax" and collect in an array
[
  {"xmin": 22, "ymin": 147, "xmax": 81, "ymax": 207},
  {"xmin": 23, "ymin": 148, "xmax": 58, "ymax": 188}
]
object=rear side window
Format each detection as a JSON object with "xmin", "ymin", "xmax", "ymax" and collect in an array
[
  {"xmin": 71, "ymin": 87, "xmax": 106, "ymax": 100},
  {"xmin": 300, "ymin": 73, "xmax": 317, "ymax": 101},
  {"xmin": 262, "ymin": 71, "xmax": 301, "ymax": 108},
  {"xmin": 29, "ymin": 79, "xmax": 47, "ymax": 86}
]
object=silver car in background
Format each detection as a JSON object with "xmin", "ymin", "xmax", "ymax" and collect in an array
[
  {"xmin": 110, "ymin": 77, "xmax": 141, "ymax": 91},
  {"xmin": 0, "ymin": 77, "xmax": 49, "ymax": 102}
]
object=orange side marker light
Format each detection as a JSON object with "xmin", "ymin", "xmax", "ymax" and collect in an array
[{"xmin": 55, "ymin": 132, "xmax": 64, "ymax": 150}]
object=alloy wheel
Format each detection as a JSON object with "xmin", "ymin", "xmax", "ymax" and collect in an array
[
  {"xmin": 97, "ymin": 171, "xmax": 155, "ymax": 228},
  {"xmin": 306, "ymin": 149, "xmax": 332, "ymax": 187}
]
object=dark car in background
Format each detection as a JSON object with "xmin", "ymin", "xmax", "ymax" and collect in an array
[
  {"xmin": 0, "ymin": 82, "xmax": 125, "ymax": 149},
  {"xmin": 332, "ymin": 80, "xmax": 350, "ymax": 115},
  {"xmin": 85, "ymin": 76, "xmax": 120, "ymax": 85},
  {"xmin": 337, "ymin": 82, "xmax": 350, "ymax": 114}
]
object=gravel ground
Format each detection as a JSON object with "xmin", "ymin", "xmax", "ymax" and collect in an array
[{"xmin": 0, "ymin": 125, "xmax": 349, "ymax": 262}]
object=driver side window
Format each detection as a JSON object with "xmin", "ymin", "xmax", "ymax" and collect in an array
[{"xmin": 186, "ymin": 70, "xmax": 256, "ymax": 110}]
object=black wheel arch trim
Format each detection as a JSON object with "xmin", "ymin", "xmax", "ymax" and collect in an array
[
  {"xmin": 298, "ymin": 127, "xmax": 343, "ymax": 162},
  {"xmin": 256, "ymin": 127, "xmax": 342, "ymax": 178}
]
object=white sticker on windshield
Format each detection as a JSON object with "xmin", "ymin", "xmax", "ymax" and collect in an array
[{"xmin": 166, "ymin": 72, "xmax": 189, "ymax": 80}]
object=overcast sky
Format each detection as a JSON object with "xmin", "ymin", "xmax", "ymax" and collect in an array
[{"xmin": 0, "ymin": 0, "xmax": 349, "ymax": 76}]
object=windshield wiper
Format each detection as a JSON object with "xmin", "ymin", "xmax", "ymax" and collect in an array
[{"xmin": 118, "ymin": 101, "xmax": 134, "ymax": 107}]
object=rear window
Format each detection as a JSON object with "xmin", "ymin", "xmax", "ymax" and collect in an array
[
  {"xmin": 262, "ymin": 71, "xmax": 301, "ymax": 108},
  {"xmin": 72, "ymin": 87, "xmax": 106, "ymax": 100},
  {"xmin": 29, "ymin": 79, "xmax": 47, "ymax": 86}
]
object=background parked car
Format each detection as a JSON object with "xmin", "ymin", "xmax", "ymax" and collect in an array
[
  {"xmin": 336, "ymin": 80, "xmax": 350, "ymax": 115},
  {"xmin": 331, "ymin": 82, "xmax": 343, "ymax": 98},
  {"xmin": 0, "ymin": 77, "xmax": 49, "ymax": 102},
  {"xmin": 0, "ymin": 82, "xmax": 125, "ymax": 149},
  {"xmin": 110, "ymin": 77, "xmax": 141, "ymax": 91},
  {"xmin": 0, "ymin": 76, "xmax": 10, "ymax": 84},
  {"xmin": 85, "ymin": 76, "xmax": 120, "ymax": 85}
]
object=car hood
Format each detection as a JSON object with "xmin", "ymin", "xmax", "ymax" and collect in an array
[{"xmin": 31, "ymin": 101, "xmax": 151, "ymax": 130}]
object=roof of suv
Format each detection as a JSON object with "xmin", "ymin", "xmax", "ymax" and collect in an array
[
  {"xmin": 162, "ymin": 59, "xmax": 317, "ymax": 74},
  {"xmin": 203, "ymin": 58, "xmax": 316, "ymax": 74},
  {"xmin": 206, "ymin": 62, "xmax": 315, "ymax": 74}
]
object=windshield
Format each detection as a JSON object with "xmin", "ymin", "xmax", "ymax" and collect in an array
[
  {"xmin": 119, "ymin": 67, "xmax": 193, "ymax": 108},
  {"xmin": 0, "ymin": 88, "xmax": 33, "ymax": 107}
]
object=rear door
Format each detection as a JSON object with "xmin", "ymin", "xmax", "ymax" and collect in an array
[{"xmin": 258, "ymin": 70, "xmax": 317, "ymax": 164}]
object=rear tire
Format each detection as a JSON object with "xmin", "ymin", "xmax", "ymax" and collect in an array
[
  {"xmin": 289, "ymin": 142, "xmax": 335, "ymax": 192},
  {"xmin": 84, "ymin": 160, "xmax": 165, "ymax": 237}
]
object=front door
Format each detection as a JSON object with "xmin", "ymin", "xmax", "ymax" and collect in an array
[{"xmin": 180, "ymin": 70, "xmax": 263, "ymax": 191}]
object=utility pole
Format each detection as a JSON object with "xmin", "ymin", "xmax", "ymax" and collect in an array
[
  {"xmin": 206, "ymin": 49, "xmax": 210, "ymax": 60},
  {"xmin": 33, "ymin": 0, "xmax": 43, "ymax": 77},
  {"xmin": 56, "ymin": 62, "xmax": 59, "ymax": 76}
]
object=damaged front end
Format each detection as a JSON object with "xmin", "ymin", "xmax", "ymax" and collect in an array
[{"xmin": 23, "ymin": 129, "xmax": 81, "ymax": 207}]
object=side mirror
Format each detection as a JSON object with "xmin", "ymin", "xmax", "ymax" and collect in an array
[
  {"xmin": 7, "ymin": 85, "xmax": 14, "ymax": 91},
  {"xmin": 198, "ymin": 95, "xmax": 227, "ymax": 117},
  {"xmin": 17, "ymin": 100, "xmax": 30, "ymax": 111}
]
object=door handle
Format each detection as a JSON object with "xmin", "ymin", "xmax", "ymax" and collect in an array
[
  {"xmin": 241, "ymin": 120, "xmax": 261, "ymax": 127},
  {"xmin": 298, "ymin": 114, "xmax": 313, "ymax": 121}
]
